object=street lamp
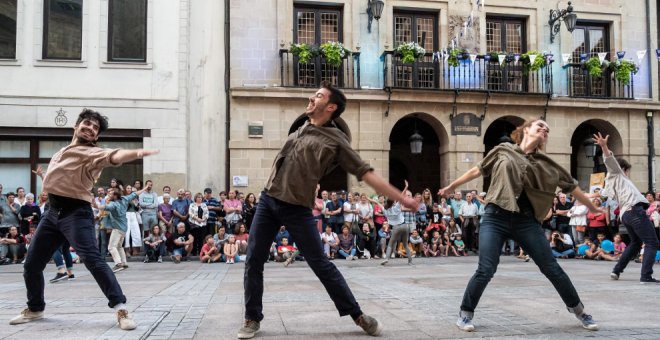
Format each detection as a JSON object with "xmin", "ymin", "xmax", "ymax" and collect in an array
[
  {"xmin": 409, "ymin": 118, "xmax": 423, "ymax": 154},
  {"xmin": 549, "ymin": 1, "xmax": 578, "ymax": 43},
  {"xmin": 367, "ymin": 0, "xmax": 385, "ymax": 34},
  {"xmin": 583, "ymin": 139, "xmax": 597, "ymax": 158}
]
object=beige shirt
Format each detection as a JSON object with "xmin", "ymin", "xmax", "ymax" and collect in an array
[
  {"xmin": 478, "ymin": 143, "xmax": 578, "ymax": 223},
  {"xmin": 601, "ymin": 151, "xmax": 647, "ymax": 214},
  {"xmin": 43, "ymin": 144, "xmax": 120, "ymax": 203}
]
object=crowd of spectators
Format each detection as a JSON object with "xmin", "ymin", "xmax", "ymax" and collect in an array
[{"xmin": 1, "ymin": 180, "xmax": 659, "ymax": 267}]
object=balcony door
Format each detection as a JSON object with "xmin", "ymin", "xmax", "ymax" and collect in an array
[
  {"xmin": 486, "ymin": 17, "xmax": 525, "ymax": 91},
  {"xmin": 293, "ymin": 6, "xmax": 342, "ymax": 87},
  {"xmin": 570, "ymin": 24, "xmax": 609, "ymax": 97},
  {"xmin": 393, "ymin": 11, "xmax": 438, "ymax": 88}
]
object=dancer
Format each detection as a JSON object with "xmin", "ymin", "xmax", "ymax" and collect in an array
[
  {"xmin": 9, "ymin": 109, "xmax": 158, "ymax": 330},
  {"xmin": 238, "ymin": 82, "xmax": 416, "ymax": 339},
  {"xmin": 439, "ymin": 119, "xmax": 600, "ymax": 332},
  {"xmin": 593, "ymin": 133, "xmax": 660, "ymax": 283},
  {"xmin": 372, "ymin": 181, "xmax": 413, "ymax": 265}
]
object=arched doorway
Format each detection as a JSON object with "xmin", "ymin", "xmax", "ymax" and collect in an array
[
  {"xmin": 288, "ymin": 115, "xmax": 350, "ymax": 193},
  {"xmin": 570, "ymin": 119, "xmax": 623, "ymax": 190},
  {"xmin": 389, "ymin": 113, "xmax": 448, "ymax": 194},
  {"xmin": 482, "ymin": 116, "xmax": 524, "ymax": 191}
]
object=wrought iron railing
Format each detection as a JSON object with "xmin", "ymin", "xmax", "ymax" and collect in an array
[
  {"xmin": 382, "ymin": 51, "xmax": 553, "ymax": 95},
  {"xmin": 279, "ymin": 49, "xmax": 360, "ymax": 89},
  {"xmin": 565, "ymin": 63, "xmax": 634, "ymax": 99}
]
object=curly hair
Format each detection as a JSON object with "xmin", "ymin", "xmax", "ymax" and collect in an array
[{"xmin": 76, "ymin": 108, "xmax": 109, "ymax": 133}]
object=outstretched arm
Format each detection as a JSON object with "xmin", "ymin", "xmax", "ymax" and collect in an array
[
  {"xmin": 110, "ymin": 149, "xmax": 159, "ymax": 165},
  {"xmin": 572, "ymin": 187, "xmax": 600, "ymax": 214},
  {"xmin": 361, "ymin": 171, "xmax": 416, "ymax": 209},
  {"xmin": 438, "ymin": 167, "xmax": 482, "ymax": 197}
]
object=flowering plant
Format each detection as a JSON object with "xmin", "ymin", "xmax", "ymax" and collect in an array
[
  {"xmin": 290, "ymin": 43, "xmax": 319, "ymax": 64},
  {"xmin": 395, "ymin": 42, "xmax": 426, "ymax": 63},
  {"xmin": 320, "ymin": 41, "xmax": 351, "ymax": 67},
  {"xmin": 609, "ymin": 59, "xmax": 639, "ymax": 85}
]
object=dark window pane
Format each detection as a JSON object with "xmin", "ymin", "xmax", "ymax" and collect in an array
[
  {"xmin": 43, "ymin": 0, "xmax": 83, "ymax": 60},
  {"xmin": 108, "ymin": 0, "xmax": 147, "ymax": 62},
  {"xmin": 0, "ymin": 0, "xmax": 17, "ymax": 59}
]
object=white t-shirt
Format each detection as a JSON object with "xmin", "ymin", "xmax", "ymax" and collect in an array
[
  {"xmin": 343, "ymin": 201, "xmax": 357, "ymax": 223},
  {"xmin": 321, "ymin": 232, "xmax": 338, "ymax": 244},
  {"xmin": 357, "ymin": 202, "xmax": 373, "ymax": 220}
]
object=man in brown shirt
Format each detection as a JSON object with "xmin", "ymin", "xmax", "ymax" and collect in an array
[
  {"xmin": 238, "ymin": 82, "xmax": 417, "ymax": 339},
  {"xmin": 9, "ymin": 109, "xmax": 158, "ymax": 330}
]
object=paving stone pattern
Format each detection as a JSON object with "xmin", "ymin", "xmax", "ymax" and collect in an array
[{"xmin": 0, "ymin": 256, "xmax": 658, "ymax": 339}]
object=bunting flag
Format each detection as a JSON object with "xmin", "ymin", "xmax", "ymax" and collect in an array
[
  {"xmin": 616, "ymin": 51, "xmax": 625, "ymax": 60},
  {"xmin": 597, "ymin": 52, "xmax": 607, "ymax": 63},
  {"xmin": 529, "ymin": 54, "xmax": 537, "ymax": 65},
  {"xmin": 469, "ymin": 54, "xmax": 477, "ymax": 62},
  {"xmin": 498, "ymin": 54, "xmax": 506, "ymax": 66},
  {"xmin": 514, "ymin": 54, "xmax": 520, "ymax": 64},
  {"xmin": 562, "ymin": 53, "xmax": 571, "ymax": 65},
  {"xmin": 637, "ymin": 50, "xmax": 647, "ymax": 63}
]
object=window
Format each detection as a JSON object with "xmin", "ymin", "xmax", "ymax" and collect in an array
[
  {"xmin": 0, "ymin": 0, "xmax": 17, "ymax": 59},
  {"xmin": 393, "ymin": 11, "xmax": 437, "ymax": 88},
  {"xmin": 108, "ymin": 0, "xmax": 147, "ymax": 62},
  {"xmin": 293, "ymin": 6, "xmax": 343, "ymax": 86},
  {"xmin": 570, "ymin": 23, "xmax": 609, "ymax": 97},
  {"xmin": 43, "ymin": 0, "xmax": 83, "ymax": 60},
  {"xmin": 486, "ymin": 17, "xmax": 526, "ymax": 92}
]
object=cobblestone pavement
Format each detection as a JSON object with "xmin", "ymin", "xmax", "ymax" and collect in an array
[{"xmin": 0, "ymin": 255, "xmax": 658, "ymax": 339}]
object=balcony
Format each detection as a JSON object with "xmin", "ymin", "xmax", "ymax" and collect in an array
[
  {"xmin": 279, "ymin": 49, "xmax": 361, "ymax": 89},
  {"xmin": 382, "ymin": 51, "xmax": 552, "ymax": 95},
  {"xmin": 565, "ymin": 63, "xmax": 634, "ymax": 99}
]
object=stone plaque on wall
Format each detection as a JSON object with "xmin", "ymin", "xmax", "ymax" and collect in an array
[{"xmin": 451, "ymin": 112, "xmax": 481, "ymax": 136}]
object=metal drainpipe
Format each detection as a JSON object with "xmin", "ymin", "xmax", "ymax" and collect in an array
[
  {"xmin": 647, "ymin": 112, "xmax": 655, "ymax": 193},
  {"xmin": 646, "ymin": 0, "xmax": 654, "ymax": 98},
  {"xmin": 224, "ymin": 0, "xmax": 231, "ymax": 191}
]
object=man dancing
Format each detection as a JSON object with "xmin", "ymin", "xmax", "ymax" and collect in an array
[
  {"xmin": 9, "ymin": 109, "xmax": 158, "ymax": 329},
  {"xmin": 594, "ymin": 132, "xmax": 659, "ymax": 283},
  {"xmin": 237, "ymin": 82, "xmax": 416, "ymax": 339}
]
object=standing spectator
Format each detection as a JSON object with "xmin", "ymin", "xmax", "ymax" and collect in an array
[
  {"xmin": 1, "ymin": 184, "xmax": 20, "ymax": 228},
  {"xmin": 243, "ymin": 193, "xmax": 258, "ymax": 232},
  {"xmin": 342, "ymin": 192, "xmax": 359, "ymax": 233},
  {"xmin": 373, "ymin": 195, "xmax": 386, "ymax": 234},
  {"xmin": 357, "ymin": 193, "xmax": 374, "ymax": 228},
  {"xmin": 0, "ymin": 226, "xmax": 25, "ymax": 264},
  {"xmin": 555, "ymin": 193, "xmax": 573, "ymax": 236},
  {"xmin": 568, "ymin": 200, "xmax": 588, "ymax": 244},
  {"xmin": 449, "ymin": 191, "xmax": 465, "ymax": 228},
  {"xmin": 93, "ymin": 187, "xmax": 108, "ymax": 258},
  {"xmin": 132, "ymin": 180, "xmax": 142, "ymax": 191},
  {"xmin": 171, "ymin": 189, "xmax": 190, "ymax": 229},
  {"xmin": 320, "ymin": 190, "xmax": 331, "ymax": 228},
  {"xmin": 459, "ymin": 192, "xmax": 479, "ymax": 253},
  {"xmin": 143, "ymin": 225, "xmax": 166, "ymax": 263},
  {"xmin": 157, "ymin": 194, "xmax": 174, "ymax": 234},
  {"xmin": 122, "ymin": 185, "xmax": 142, "ymax": 257},
  {"xmin": 224, "ymin": 190, "xmax": 242, "ymax": 234},
  {"xmin": 184, "ymin": 190, "xmax": 193, "ymax": 202},
  {"xmin": 645, "ymin": 192, "xmax": 658, "ymax": 219},
  {"xmin": 326, "ymin": 192, "xmax": 343, "ymax": 234},
  {"xmin": 422, "ymin": 188, "xmax": 434, "ymax": 220},
  {"xmin": 587, "ymin": 198, "xmax": 609, "ymax": 242},
  {"xmin": 203, "ymin": 188, "xmax": 221, "ymax": 236},
  {"xmin": 18, "ymin": 194, "xmax": 41, "ymax": 235},
  {"xmin": 217, "ymin": 191, "xmax": 227, "ymax": 229},
  {"xmin": 14, "ymin": 187, "xmax": 27, "ymax": 207},
  {"xmin": 138, "ymin": 180, "xmax": 159, "ymax": 237},
  {"xmin": 188, "ymin": 193, "xmax": 209, "ymax": 256},
  {"xmin": 439, "ymin": 197, "xmax": 453, "ymax": 224},
  {"xmin": 321, "ymin": 225, "xmax": 339, "ymax": 259},
  {"xmin": 171, "ymin": 222, "xmax": 193, "ymax": 263},
  {"xmin": 37, "ymin": 192, "xmax": 49, "ymax": 213},
  {"xmin": 312, "ymin": 185, "xmax": 325, "ymax": 233},
  {"xmin": 157, "ymin": 186, "xmax": 171, "ymax": 205}
]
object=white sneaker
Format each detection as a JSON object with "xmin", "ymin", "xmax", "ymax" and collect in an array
[
  {"xmin": 346, "ymin": 255, "xmax": 352, "ymax": 261},
  {"xmin": 9, "ymin": 309, "xmax": 43, "ymax": 325},
  {"xmin": 117, "ymin": 309, "xmax": 136, "ymax": 330}
]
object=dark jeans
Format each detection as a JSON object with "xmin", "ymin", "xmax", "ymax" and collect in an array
[
  {"xmin": 145, "ymin": 242, "xmax": 167, "ymax": 260},
  {"xmin": 190, "ymin": 226, "xmax": 206, "ymax": 256},
  {"xmin": 52, "ymin": 240, "xmax": 73, "ymax": 269},
  {"xmin": 244, "ymin": 193, "xmax": 362, "ymax": 322},
  {"xmin": 98, "ymin": 228, "xmax": 109, "ymax": 258},
  {"xmin": 23, "ymin": 205, "xmax": 126, "ymax": 311},
  {"xmin": 613, "ymin": 205, "xmax": 659, "ymax": 280},
  {"xmin": 461, "ymin": 204, "xmax": 582, "ymax": 313},
  {"xmin": 588, "ymin": 226, "xmax": 607, "ymax": 243}
]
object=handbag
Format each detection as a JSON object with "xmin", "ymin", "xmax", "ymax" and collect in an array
[
  {"xmin": 576, "ymin": 225, "xmax": 586, "ymax": 232},
  {"xmin": 351, "ymin": 220, "xmax": 361, "ymax": 235}
]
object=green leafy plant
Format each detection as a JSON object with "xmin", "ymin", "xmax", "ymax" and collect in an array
[
  {"xmin": 320, "ymin": 41, "xmax": 351, "ymax": 68},
  {"xmin": 609, "ymin": 60, "xmax": 639, "ymax": 85},
  {"xmin": 521, "ymin": 51, "xmax": 547, "ymax": 75},
  {"xmin": 585, "ymin": 57, "xmax": 604, "ymax": 78},
  {"xmin": 447, "ymin": 48, "xmax": 463, "ymax": 67},
  {"xmin": 396, "ymin": 42, "xmax": 426, "ymax": 64},
  {"xmin": 290, "ymin": 43, "xmax": 319, "ymax": 64}
]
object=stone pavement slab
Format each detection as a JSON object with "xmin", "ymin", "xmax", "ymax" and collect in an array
[{"xmin": 0, "ymin": 256, "xmax": 658, "ymax": 339}]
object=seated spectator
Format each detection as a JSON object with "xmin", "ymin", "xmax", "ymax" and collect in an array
[
  {"xmin": 356, "ymin": 222, "xmax": 377, "ymax": 259},
  {"xmin": 143, "ymin": 225, "xmax": 167, "ymax": 263},
  {"xmin": 213, "ymin": 226, "xmax": 229, "ymax": 254},
  {"xmin": 0, "ymin": 226, "xmax": 26, "ymax": 264},
  {"xmin": 608, "ymin": 233, "xmax": 627, "ymax": 261},
  {"xmin": 171, "ymin": 222, "xmax": 193, "ymax": 264},
  {"xmin": 276, "ymin": 237, "xmax": 299, "ymax": 266},
  {"xmin": 320, "ymin": 225, "xmax": 339, "ymax": 259},
  {"xmin": 408, "ymin": 229, "xmax": 424, "ymax": 257},
  {"xmin": 18, "ymin": 193, "xmax": 40, "ymax": 235},
  {"xmin": 234, "ymin": 223, "xmax": 249, "ymax": 255},
  {"xmin": 158, "ymin": 194, "xmax": 174, "ymax": 234},
  {"xmin": 550, "ymin": 231, "xmax": 575, "ymax": 259},
  {"xmin": 224, "ymin": 234, "xmax": 239, "ymax": 264},
  {"xmin": 577, "ymin": 237, "xmax": 599, "ymax": 260},
  {"xmin": 200, "ymin": 234, "xmax": 222, "ymax": 263},
  {"xmin": 24, "ymin": 225, "xmax": 36, "ymax": 248},
  {"xmin": 446, "ymin": 219, "xmax": 461, "ymax": 239},
  {"xmin": 425, "ymin": 231, "xmax": 442, "ymax": 257},
  {"xmin": 338, "ymin": 226, "xmax": 356, "ymax": 260},
  {"xmin": 444, "ymin": 231, "xmax": 459, "ymax": 256},
  {"xmin": 453, "ymin": 234, "xmax": 467, "ymax": 256},
  {"xmin": 275, "ymin": 225, "xmax": 290, "ymax": 246},
  {"xmin": 377, "ymin": 221, "xmax": 391, "ymax": 258}
]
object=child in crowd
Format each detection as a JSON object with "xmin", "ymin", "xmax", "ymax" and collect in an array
[
  {"xmin": 425, "ymin": 204, "xmax": 444, "ymax": 234},
  {"xmin": 444, "ymin": 231, "xmax": 459, "ymax": 256},
  {"xmin": 276, "ymin": 237, "xmax": 299, "ymax": 267},
  {"xmin": 453, "ymin": 234, "xmax": 467, "ymax": 256},
  {"xmin": 408, "ymin": 229, "xmax": 424, "ymax": 257},
  {"xmin": 223, "ymin": 234, "xmax": 238, "ymax": 264},
  {"xmin": 200, "ymin": 235, "xmax": 221, "ymax": 263},
  {"xmin": 425, "ymin": 231, "xmax": 442, "ymax": 257},
  {"xmin": 377, "ymin": 221, "xmax": 391, "ymax": 258}
]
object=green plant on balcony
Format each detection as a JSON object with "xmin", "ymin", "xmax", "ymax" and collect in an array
[
  {"xmin": 609, "ymin": 59, "xmax": 639, "ymax": 85},
  {"xmin": 520, "ymin": 51, "xmax": 546, "ymax": 75},
  {"xmin": 396, "ymin": 42, "xmax": 426, "ymax": 64},
  {"xmin": 585, "ymin": 57, "xmax": 605, "ymax": 78},
  {"xmin": 447, "ymin": 48, "xmax": 466, "ymax": 67},
  {"xmin": 320, "ymin": 41, "xmax": 351, "ymax": 68},
  {"xmin": 290, "ymin": 43, "xmax": 319, "ymax": 64}
]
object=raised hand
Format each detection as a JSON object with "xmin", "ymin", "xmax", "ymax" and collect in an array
[
  {"xmin": 31, "ymin": 165, "xmax": 44, "ymax": 178},
  {"xmin": 592, "ymin": 132, "xmax": 609, "ymax": 150}
]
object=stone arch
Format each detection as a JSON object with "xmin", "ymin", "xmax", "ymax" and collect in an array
[
  {"xmin": 388, "ymin": 112, "xmax": 449, "ymax": 194},
  {"xmin": 570, "ymin": 119, "xmax": 624, "ymax": 190}
]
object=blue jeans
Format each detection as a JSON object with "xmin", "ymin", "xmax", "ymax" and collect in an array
[
  {"xmin": 244, "ymin": 193, "xmax": 362, "ymax": 322},
  {"xmin": 23, "ymin": 205, "xmax": 126, "ymax": 311},
  {"xmin": 613, "ymin": 205, "xmax": 659, "ymax": 280},
  {"xmin": 338, "ymin": 248, "xmax": 356, "ymax": 258},
  {"xmin": 52, "ymin": 240, "xmax": 73, "ymax": 270},
  {"xmin": 552, "ymin": 248, "xmax": 576, "ymax": 258},
  {"xmin": 460, "ymin": 204, "xmax": 582, "ymax": 313},
  {"xmin": 97, "ymin": 228, "xmax": 109, "ymax": 258}
]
